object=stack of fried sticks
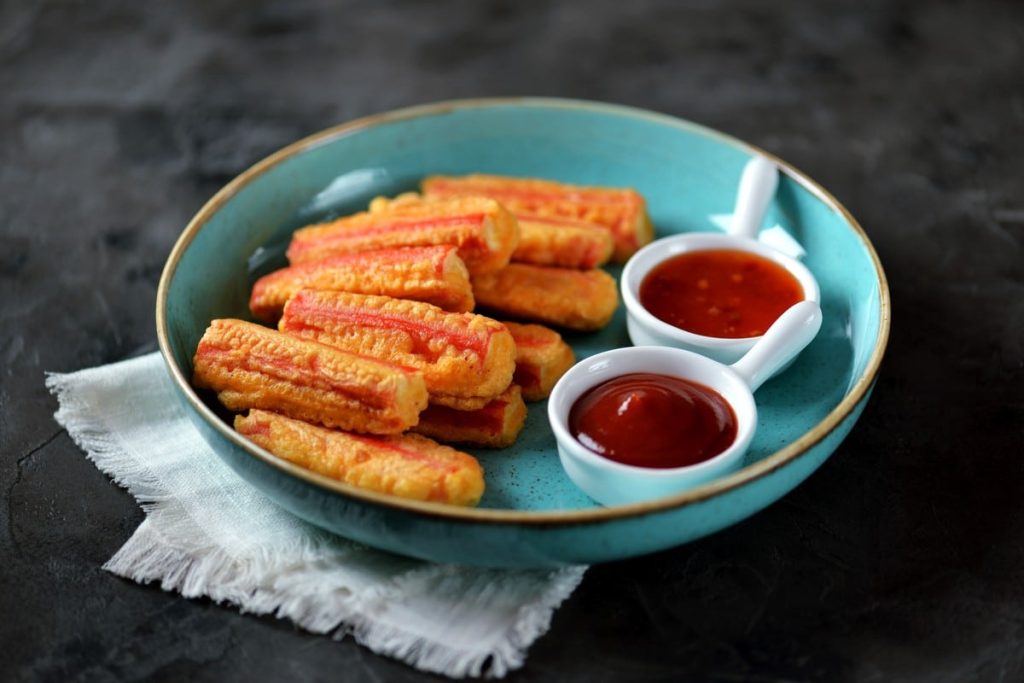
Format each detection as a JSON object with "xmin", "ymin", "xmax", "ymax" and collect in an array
[{"xmin": 193, "ymin": 175, "xmax": 652, "ymax": 507}]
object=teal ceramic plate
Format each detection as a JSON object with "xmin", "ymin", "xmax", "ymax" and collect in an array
[{"xmin": 157, "ymin": 98, "xmax": 890, "ymax": 568}]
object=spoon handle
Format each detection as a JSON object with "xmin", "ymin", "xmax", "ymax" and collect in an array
[
  {"xmin": 730, "ymin": 156, "xmax": 779, "ymax": 240},
  {"xmin": 730, "ymin": 300, "xmax": 822, "ymax": 392}
]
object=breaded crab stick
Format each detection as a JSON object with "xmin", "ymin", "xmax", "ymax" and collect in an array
[
  {"xmin": 502, "ymin": 321, "xmax": 576, "ymax": 401},
  {"xmin": 472, "ymin": 264, "xmax": 619, "ymax": 332},
  {"xmin": 370, "ymin": 193, "xmax": 613, "ymax": 269},
  {"xmin": 422, "ymin": 174, "xmax": 653, "ymax": 262},
  {"xmin": 427, "ymin": 393, "xmax": 493, "ymax": 411},
  {"xmin": 250, "ymin": 244, "xmax": 474, "ymax": 321},
  {"xmin": 287, "ymin": 195, "xmax": 519, "ymax": 276},
  {"xmin": 236, "ymin": 410, "xmax": 484, "ymax": 506},
  {"xmin": 413, "ymin": 385, "xmax": 527, "ymax": 449},
  {"xmin": 513, "ymin": 214, "xmax": 614, "ymax": 269},
  {"xmin": 192, "ymin": 319, "xmax": 427, "ymax": 434},
  {"xmin": 279, "ymin": 290, "xmax": 516, "ymax": 401}
]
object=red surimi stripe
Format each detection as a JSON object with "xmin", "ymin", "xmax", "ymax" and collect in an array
[
  {"xmin": 197, "ymin": 343, "xmax": 390, "ymax": 406},
  {"xmin": 238, "ymin": 416, "xmax": 272, "ymax": 438},
  {"xmin": 285, "ymin": 293, "xmax": 495, "ymax": 358},
  {"xmin": 197, "ymin": 325, "xmax": 417, "ymax": 398},
  {"xmin": 296, "ymin": 213, "xmax": 486, "ymax": 243},
  {"xmin": 294, "ymin": 244, "xmax": 454, "ymax": 269},
  {"xmin": 255, "ymin": 245, "xmax": 453, "ymax": 293}
]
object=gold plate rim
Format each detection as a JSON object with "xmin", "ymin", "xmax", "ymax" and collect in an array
[{"xmin": 156, "ymin": 97, "xmax": 891, "ymax": 526}]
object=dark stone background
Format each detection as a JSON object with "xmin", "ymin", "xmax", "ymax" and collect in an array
[{"xmin": 2, "ymin": 0, "xmax": 1022, "ymax": 680}]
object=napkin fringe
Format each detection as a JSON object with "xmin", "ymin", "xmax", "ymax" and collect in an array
[
  {"xmin": 103, "ymin": 520, "xmax": 586, "ymax": 678},
  {"xmin": 48, "ymin": 369, "xmax": 366, "ymax": 632},
  {"xmin": 103, "ymin": 522, "xmax": 366, "ymax": 634},
  {"xmin": 47, "ymin": 358, "xmax": 586, "ymax": 679},
  {"xmin": 342, "ymin": 564, "xmax": 585, "ymax": 678},
  {"xmin": 503, "ymin": 566, "xmax": 584, "ymax": 673},
  {"xmin": 47, "ymin": 370, "xmax": 170, "ymax": 508},
  {"xmin": 348, "ymin": 613, "xmax": 499, "ymax": 678},
  {"xmin": 103, "ymin": 520, "xmax": 584, "ymax": 678}
]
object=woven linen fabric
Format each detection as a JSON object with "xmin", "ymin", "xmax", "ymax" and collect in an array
[{"xmin": 47, "ymin": 353, "xmax": 585, "ymax": 679}]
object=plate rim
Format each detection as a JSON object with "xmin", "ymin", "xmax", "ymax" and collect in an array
[{"xmin": 156, "ymin": 96, "xmax": 891, "ymax": 526}]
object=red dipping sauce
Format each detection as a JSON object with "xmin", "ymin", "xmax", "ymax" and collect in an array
[
  {"xmin": 568, "ymin": 373, "xmax": 737, "ymax": 469},
  {"xmin": 639, "ymin": 249, "xmax": 803, "ymax": 338}
]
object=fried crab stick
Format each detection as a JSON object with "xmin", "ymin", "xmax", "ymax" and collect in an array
[
  {"xmin": 370, "ymin": 193, "xmax": 613, "ymax": 270},
  {"xmin": 502, "ymin": 321, "xmax": 576, "ymax": 401},
  {"xmin": 422, "ymin": 174, "xmax": 653, "ymax": 262},
  {"xmin": 236, "ymin": 410, "xmax": 484, "ymax": 506},
  {"xmin": 192, "ymin": 319, "xmax": 427, "ymax": 434},
  {"xmin": 413, "ymin": 385, "xmax": 527, "ymax": 449},
  {"xmin": 513, "ymin": 214, "xmax": 614, "ymax": 269},
  {"xmin": 278, "ymin": 290, "xmax": 516, "ymax": 402},
  {"xmin": 287, "ymin": 195, "xmax": 519, "ymax": 276},
  {"xmin": 472, "ymin": 264, "xmax": 619, "ymax": 332},
  {"xmin": 250, "ymin": 244, "xmax": 474, "ymax": 321}
]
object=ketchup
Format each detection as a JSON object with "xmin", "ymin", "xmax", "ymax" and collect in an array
[
  {"xmin": 568, "ymin": 373, "xmax": 737, "ymax": 468},
  {"xmin": 639, "ymin": 249, "xmax": 803, "ymax": 338}
]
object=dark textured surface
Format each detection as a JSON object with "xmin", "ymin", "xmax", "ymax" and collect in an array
[{"xmin": 2, "ymin": 0, "xmax": 1023, "ymax": 680}]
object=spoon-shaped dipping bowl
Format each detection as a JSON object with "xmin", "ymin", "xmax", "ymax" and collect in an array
[
  {"xmin": 548, "ymin": 300, "xmax": 823, "ymax": 506},
  {"xmin": 622, "ymin": 156, "xmax": 821, "ymax": 365}
]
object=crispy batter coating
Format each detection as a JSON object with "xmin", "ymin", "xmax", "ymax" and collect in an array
[
  {"xmin": 427, "ymin": 393, "xmax": 492, "ymax": 411},
  {"xmin": 502, "ymin": 321, "xmax": 577, "ymax": 401},
  {"xmin": 287, "ymin": 195, "xmax": 518, "ymax": 275},
  {"xmin": 422, "ymin": 174, "xmax": 652, "ymax": 262},
  {"xmin": 250, "ymin": 245, "xmax": 474, "ymax": 321},
  {"xmin": 279, "ymin": 290, "xmax": 516, "ymax": 400},
  {"xmin": 192, "ymin": 319, "xmax": 427, "ymax": 434},
  {"xmin": 472, "ymin": 264, "xmax": 619, "ymax": 332},
  {"xmin": 513, "ymin": 214, "xmax": 614, "ymax": 269},
  {"xmin": 236, "ymin": 410, "xmax": 484, "ymax": 506},
  {"xmin": 413, "ymin": 385, "xmax": 527, "ymax": 448}
]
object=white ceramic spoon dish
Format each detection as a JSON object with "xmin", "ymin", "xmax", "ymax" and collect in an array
[
  {"xmin": 548, "ymin": 300, "xmax": 823, "ymax": 506},
  {"xmin": 621, "ymin": 156, "xmax": 821, "ymax": 365}
]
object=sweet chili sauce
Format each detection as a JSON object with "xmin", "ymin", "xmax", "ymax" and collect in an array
[
  {"xmin": 639, "ymin": 249, "xmax": 803, "ymax": 338},
  {"xmin": 568, "ymin": 373, "xmax": 737, "ymax": 468}
]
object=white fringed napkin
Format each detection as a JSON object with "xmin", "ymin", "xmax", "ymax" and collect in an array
[{"xmin": 47, "ymin": 353, "xmax": 585, "ymax": 678}]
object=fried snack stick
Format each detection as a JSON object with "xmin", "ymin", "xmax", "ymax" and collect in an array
[
  {"xmin": 413, "ymin": 385, "xmax": 527, "ymax": 448},
  {"xmin": 250, "ymin": 245, "xmax": 474, "ymax": 321},
  {"xmin": 472, "ymin": 264, "xmax": 619, "ymax": 332},
  {"xmin": 428, "ymin": 393, "xmax": 491, "ymax": 410},
  {"xmin": 236, "ymin": 410, "xmax": 484, "ymax": 506},
  {"xmin": 514, "ymin": 214, "xmax": 614, "ymax": 269},
  {"xmin": 193, "ymin": 319, "xmax": 427, "ymax": 434},
  {"xmin": 422, "ymin": 174, "xmax": 653, "ymax": 262},
  {"xmin": 287, "ymin": 196, "xmax": 518, "ymax": 275},
  {"xmin": 279, "ymin": 290, "xmax": 516, "ymax": 400},
  {"xmin": 502, "ymin": 321, "xmax": 576, "ymax": 401},
  {"xmin": 369, "ymin": 193, "xmax": 612, "ymax": 269}
]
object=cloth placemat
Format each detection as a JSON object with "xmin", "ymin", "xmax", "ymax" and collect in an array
[{"xmin": 47, "ymin": 352, "xmax": 586, "ymax": 678}]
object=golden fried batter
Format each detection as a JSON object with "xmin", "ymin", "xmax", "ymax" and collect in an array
[
  {"xmin": 422, "ymin": 174, "xmax": 652, "ymax": 262},
  {"xmin": 279, "ymin": 290, "xmax": 516, "ymax": 400},
  {"xmin": 192, "ymin": 319, "xmax": 427, "ymax": 434},
  {"xmin": 413, "ymin": 385, "xmax": 527, "ymax": 448},
  {"xmin": 427, "ymin": 393, "xmax": 493, "ymax": 411},
  {"xmin": 512, "ymin": 214, "xmax": 614, "ymax": 269},
  {"xmin": 250, "ymin": 245, "xmax": 473, "ymax": 321},
  {"xmin": 288, "ymin": 195, "xmax": 519, "ymax": 276},
  {"xmin": 472, "ymin": 264, "xmax": 619, "ymax": 332},
  {"xmin": 236, "ymin": 410, "xmax": 484, "ymax": 506},
  {"xmin": 502, "ymin": 321, "xmax": 576, "ymax": 401}
]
